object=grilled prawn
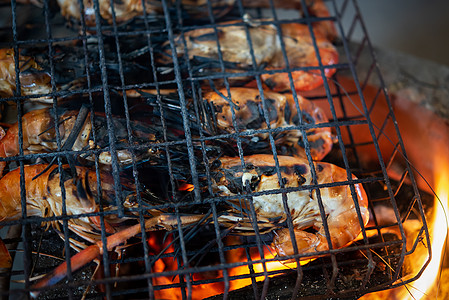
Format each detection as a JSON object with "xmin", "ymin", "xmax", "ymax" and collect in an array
[
  {"xmin": 162, "ymin": 20, "xmax": 338, "ymax": 92},
  {"xmin": 212, "ymin": 154, "xmax": 369, "ymax": 257},
  {"xmin": 56, "ymin": 0, "xmax": 234, "ymax": 25},
  {"xmin": 200, "ymin": 87, "xmax": 333, "ymax": 160},
  {"xmin": 0, "ymin": 164, "xmax": 133, "ymax": 244},
  {"xmin": 0, "ymin": 107, "xmax": 161, "ymax": 178},
  {"xmin": 241, "ymin": 0, "xmax": 337, "ymax": 41},
  {"xmin": 0, "ymin": 48, "xmax": 52, "ymax": 101}
]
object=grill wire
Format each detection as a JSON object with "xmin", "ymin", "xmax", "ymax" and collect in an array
[{"xmin": 0, "ymin": 0, "xmax": 431, "ymax": 299}]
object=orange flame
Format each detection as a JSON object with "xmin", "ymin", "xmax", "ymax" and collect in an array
[
  {"xmin": 404, "ymin": 159, "xmax": 448, "ymax": 299},
  {"xmin": 361, "ymin": 156, "xmax": 448, "ymax": 300},
  {"xmin": 146, "ymin": 234, "xmax": 312, "ymax": 299},
  {"xmin": 226, "ymin": 245, "xmax": 312, "ymax": 291},
  {"xmin": 178, "ymin": 182, "xmax": 195, "ymax": 192}
]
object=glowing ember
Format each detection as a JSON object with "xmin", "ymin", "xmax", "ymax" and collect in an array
[
  {"xmin": 226, "ymin": 245, "xmax": 312, "ymax": 292},
  {"xmin": 146, "ymin": 234, "xmax": 313, "ymax": 299},
  {"xmin": 178, "ymin": 182, "xmax": 195, "ymax": 192}
]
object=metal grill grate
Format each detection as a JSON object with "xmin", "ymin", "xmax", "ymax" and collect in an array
[{"xmin": 0, "ymin": 0, "xmax": 431, "ymax": 299}]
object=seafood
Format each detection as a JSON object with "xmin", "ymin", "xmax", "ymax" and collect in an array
[
  {"xmin": 241, "ymin": 0, "xmax": 337, "ymax": 40},
  {"xmin": 199, "ymin": 87, "xmax": 333, "ymax": 160},
  {"xmin": 261, "ymin": 22, "xmax": 338, "ymax": 92},
  {"xmin": 55, "ymin": 0, "xmax": 235, "ymax": 26},
  {"xmin": 0, "ymin": 107, "xmax": 161, "ymax": 178},
  {"xmin": 0, "ymin": 164, "xmax": 134, "ymax": 244},
  {"xmin": 0, "ymin": 46, "xmax": 149, "ymax": 103},
  {"xmin": 0, "ymin": 48, "xmax": 52, "ymax": 101},
  {"xmin": 211, "ymin": 154, "xmax": 369, "ymax": 257},
  {"xmin": 162, "ymin": 20, "xmax": 338, "ymax": 92}
]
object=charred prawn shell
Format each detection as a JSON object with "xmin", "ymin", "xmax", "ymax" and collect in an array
[
  {"xmin": 158, "ymin": 19, "xmax": 338, "ymax": 92},
  {"xmin": 0, "ymin": 106, "xmax": 169, "ymax": 177},
  {"xmin": 0, "ymin": 45, "xmax": 156, "ymax": 103},
  {"xmin": 198, "ymin": 87, "xmax": 333, "ymax": 160},
  {"xmin": 0, "ymin": 163, "xmax": 142, "ymax": 247}
]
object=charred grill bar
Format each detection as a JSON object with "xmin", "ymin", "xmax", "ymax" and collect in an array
[{"xmin": 0, "ymin": 0, "xmax": 431, "ymax": 299}]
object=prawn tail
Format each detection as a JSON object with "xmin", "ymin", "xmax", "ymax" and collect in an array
[
  {"xmin": 272, "ymin": 189, "xmax": 370, "ymax": 257},
  {"xmin": 306, "ymin": 0, "xmax": 338, "ymax": 41}
]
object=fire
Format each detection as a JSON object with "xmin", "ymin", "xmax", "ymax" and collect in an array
[
  {"xmin": 226, "ymin": 245, "xmax": 312, "ymax": 291},
  {"xmin": 361, "ymin": 157, "xmax": 449, "ymax": 300},
  {"xmin": 406, "ymin": 162, "xmax": 449, "ymax": 299},
  {"xmin": 178, "ymin": 182, "xmax": 195, "ymax": 192},
  {"xmin": 147, "ymin": 234, "xmax": 311, "ymax": 299}
]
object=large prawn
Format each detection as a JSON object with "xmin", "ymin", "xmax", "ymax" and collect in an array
[
  {"xmin": 212, "ymin": 154, "xmax": 369, "ymax": 257},
  {"xmin": 0, "ymin": 164, "xmax": 135, "ymax": 244},
  {"xmin": 55, "ymin": 0, "xmax": 235, "ymax": 26},
  {"xmin": 0, "ymin": 46, "xmax": 151, "ymax": 103},
  {"xmin": 0, "ymin": 106, "xmax": 162, "ymax": 178},
  {"xmin": 161, "ymin": 19, "xmax": 338, "ymax": 92},
  {"xmin": 53, "ymin": 0, "xmax": 335, "ymax": 37},
  {"xmin": 241, "ymin": 0, "xmax": 337, "ymax": 41},
  {"xmin": 198, "ymin": 87, "xmax": 333, "ymax": 160}
]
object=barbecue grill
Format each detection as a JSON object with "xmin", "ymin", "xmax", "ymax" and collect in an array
[{"xmin": 0, "ymin": 0, "xmax": 431, "ymax": 299}]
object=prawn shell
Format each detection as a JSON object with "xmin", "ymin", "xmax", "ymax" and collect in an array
[
  {"xmin": 56, "ymin": 0, "xmax": 159, "ymax": 25},
  {"xmin": 0, "ymin": 164, "xmax": 117, "ymax": 223},
  {"xmin": 261, "ymin": 23, "xmax": 339, "ymax": 92},
  {"xmin": 179, "ymin": 23, "xmax": 278, "ymax": 67},
  {"xmin": 0, "ymin": 48, "xmax": 51, "ymax": 99},
  {"xmin": 165, "ymin": 20, "xmax": 338, "ymax": 92},
  {"xmin": 56, "ymin": 0, "xmax": 235, "ymax": 25},
  {"xmin": 213, "ymin": 154, "xmax": 369, "ymax": 257},
  {"xmin": 0, "ymin": 107, "xmax": 160, "ymax": 178},
  {"xmin": 202, "ymin": 87, "xmax": 333, "ymax": 160},
  {"xmin": 240, "ymin": 0, "xmax": 337, "ymax": 41},
  {"xmin": 0, "ymin": 108, "xmax": 78, "ymax": 177}
]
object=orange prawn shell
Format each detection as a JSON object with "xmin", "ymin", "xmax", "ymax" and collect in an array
[
  {"xmin": 166, "ymin": 20, "xmax": 338, "ymax": 92},
  {"xmin": 215, "ymin": 154, "xmax": 369, "ymax": 257},
  {"xmin": 272, "ymin": 159, "xmax": 369, "ymax": 256},
  {"xmin": 261, "ymin": 23, "xmax": 339, "ymax": 92},
  {"xmin": 0, "ymin": 109, "xmax": 80, "ymax": 177},
  {"xmin": 0, "ymin": 164, "xmax": 115, "ymax": 224},
  {"xmin": 0, "ymin": 49, "xmax": 16, "ymax": 96},
  {"xmin": 0, "ymin": 164, "xmax": 48, "ymax": 222},
  {"xmin": 0, "ymin": 48, "xmax": 50, "ymax": 98}
]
